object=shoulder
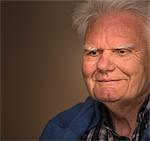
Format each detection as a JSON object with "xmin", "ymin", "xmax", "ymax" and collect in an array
[{"xmin": 40, "ymin": 97, "xmax": 102, "ymax": 140}]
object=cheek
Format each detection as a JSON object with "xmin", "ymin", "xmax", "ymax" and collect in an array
[
  {"xmin": 117, "ymin": 58, "xmax": 146, "ymax": 84},
  {"xmin": 116, "ymin": 51, "xmax": 146, "ymax": 76},
  {"xmin": 82, "ymin": 60, "xmax": 97, "ymax": 78}
]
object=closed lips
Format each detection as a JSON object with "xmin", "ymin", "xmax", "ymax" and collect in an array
[{"xmin": 97, "ymin": 79, "xmax": 124, "ymax": 82}]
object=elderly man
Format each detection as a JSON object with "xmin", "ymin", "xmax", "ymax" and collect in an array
[{"xmin": 40, "ymin": 0, "xmax": 150, "ymax": 140}]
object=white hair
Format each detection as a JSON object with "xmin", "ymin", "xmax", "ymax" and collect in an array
[
  {"xmin": 72, "ymin": 0, "xmax": 150, "ymax": 38},
  {"xmin": 72, "ymin": 0, "xmax": 150, "ymax": 86}
]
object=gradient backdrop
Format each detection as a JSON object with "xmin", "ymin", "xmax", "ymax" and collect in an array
[{"xmin": 2, "ymin": 1, "xmax": 88, "ymax": 140}]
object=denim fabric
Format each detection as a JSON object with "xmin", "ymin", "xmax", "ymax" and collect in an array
[{"xmin": 39, "ymin": 97, "xmax": 149, "ymax": 141}]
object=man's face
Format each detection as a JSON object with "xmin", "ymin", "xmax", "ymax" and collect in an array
[{"xmin": 82, "ymin": 12, "xmax": 148, "ymax": 104}]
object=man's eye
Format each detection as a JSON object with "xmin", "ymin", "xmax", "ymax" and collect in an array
[
  {"xmin": 87, "ymin": 50, "xmax": 99, "ymax": 57},
  {"xmin": 115, "ymin": 48, "xmax": 131, "ymax": 56}
]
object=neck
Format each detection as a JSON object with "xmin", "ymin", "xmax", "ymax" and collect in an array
[
  {"xmin": 104, "ymin": 94, "xmax": 148, "ymax": 138},
  {"xmin": 109, "ymin": 109, "xmax": 137, "ymax": 138}
]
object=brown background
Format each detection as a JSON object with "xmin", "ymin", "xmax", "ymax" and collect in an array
[{"xmin": 1, "ymin": 1, "xmax": 88, "ymax": 140}]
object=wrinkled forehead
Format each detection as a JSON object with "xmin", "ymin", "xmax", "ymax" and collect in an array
[
  {"xmin": 86, "ymin": 10, "xmax": 145, "ymax": 33},
  {"xmin": 84, "ymin": 11, "xmax": 148, "ymax": 50}
]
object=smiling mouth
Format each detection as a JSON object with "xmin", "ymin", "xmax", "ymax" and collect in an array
[{"xmin": 96, "ymin": 79, "xmax": 125, "ymax": 83}]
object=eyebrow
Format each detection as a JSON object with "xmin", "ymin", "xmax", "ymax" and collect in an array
[
  {"xmin": 114, "ymin": 44, "xmax": 135, "ymax": 49},
  {"xmin": 83, "ymin": 45, "xmax": 97, "ymax": 51},
  {"xmin": 83, "ymin": 44, "xmax": 135, "ymax": 51}
]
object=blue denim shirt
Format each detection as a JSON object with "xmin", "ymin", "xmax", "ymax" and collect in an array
[{"xmin": 40, "ymin": 97, "xmax": 150, "ymax": 141}]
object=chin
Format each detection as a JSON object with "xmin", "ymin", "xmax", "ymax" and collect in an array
[
  {"xmin": 93, "ymin": 87, "xmax": 124, "ymax": 102},
  {"xmin": 93, "ymin": 88, "xmax": 123, "ymax": 103},
  {"xmin": 95, "ymin": 95, "xmax": 121, "ymax": 103}
]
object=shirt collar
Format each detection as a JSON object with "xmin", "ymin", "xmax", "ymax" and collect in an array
[{"xmin": 137, "ymin": 95, "xmax": 150, "ymax": 123}]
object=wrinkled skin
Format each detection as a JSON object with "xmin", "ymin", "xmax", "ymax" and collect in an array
[{"xmin": 82, "ymin": 11, "xmax": 149, "ymax": 106}]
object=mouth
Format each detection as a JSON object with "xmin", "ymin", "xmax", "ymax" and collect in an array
[
  {"xmin": 96, "ymin": 79, "xmax": 126, "ymax": 85},
  {"xmin": 97, "ymin": 79, "xmax": 123, "ymax": 82}
]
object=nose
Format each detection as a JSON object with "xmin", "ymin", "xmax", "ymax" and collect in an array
[{"xmin": 97, "ymin": 51, "xmax": 115, "ymax": 73}]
